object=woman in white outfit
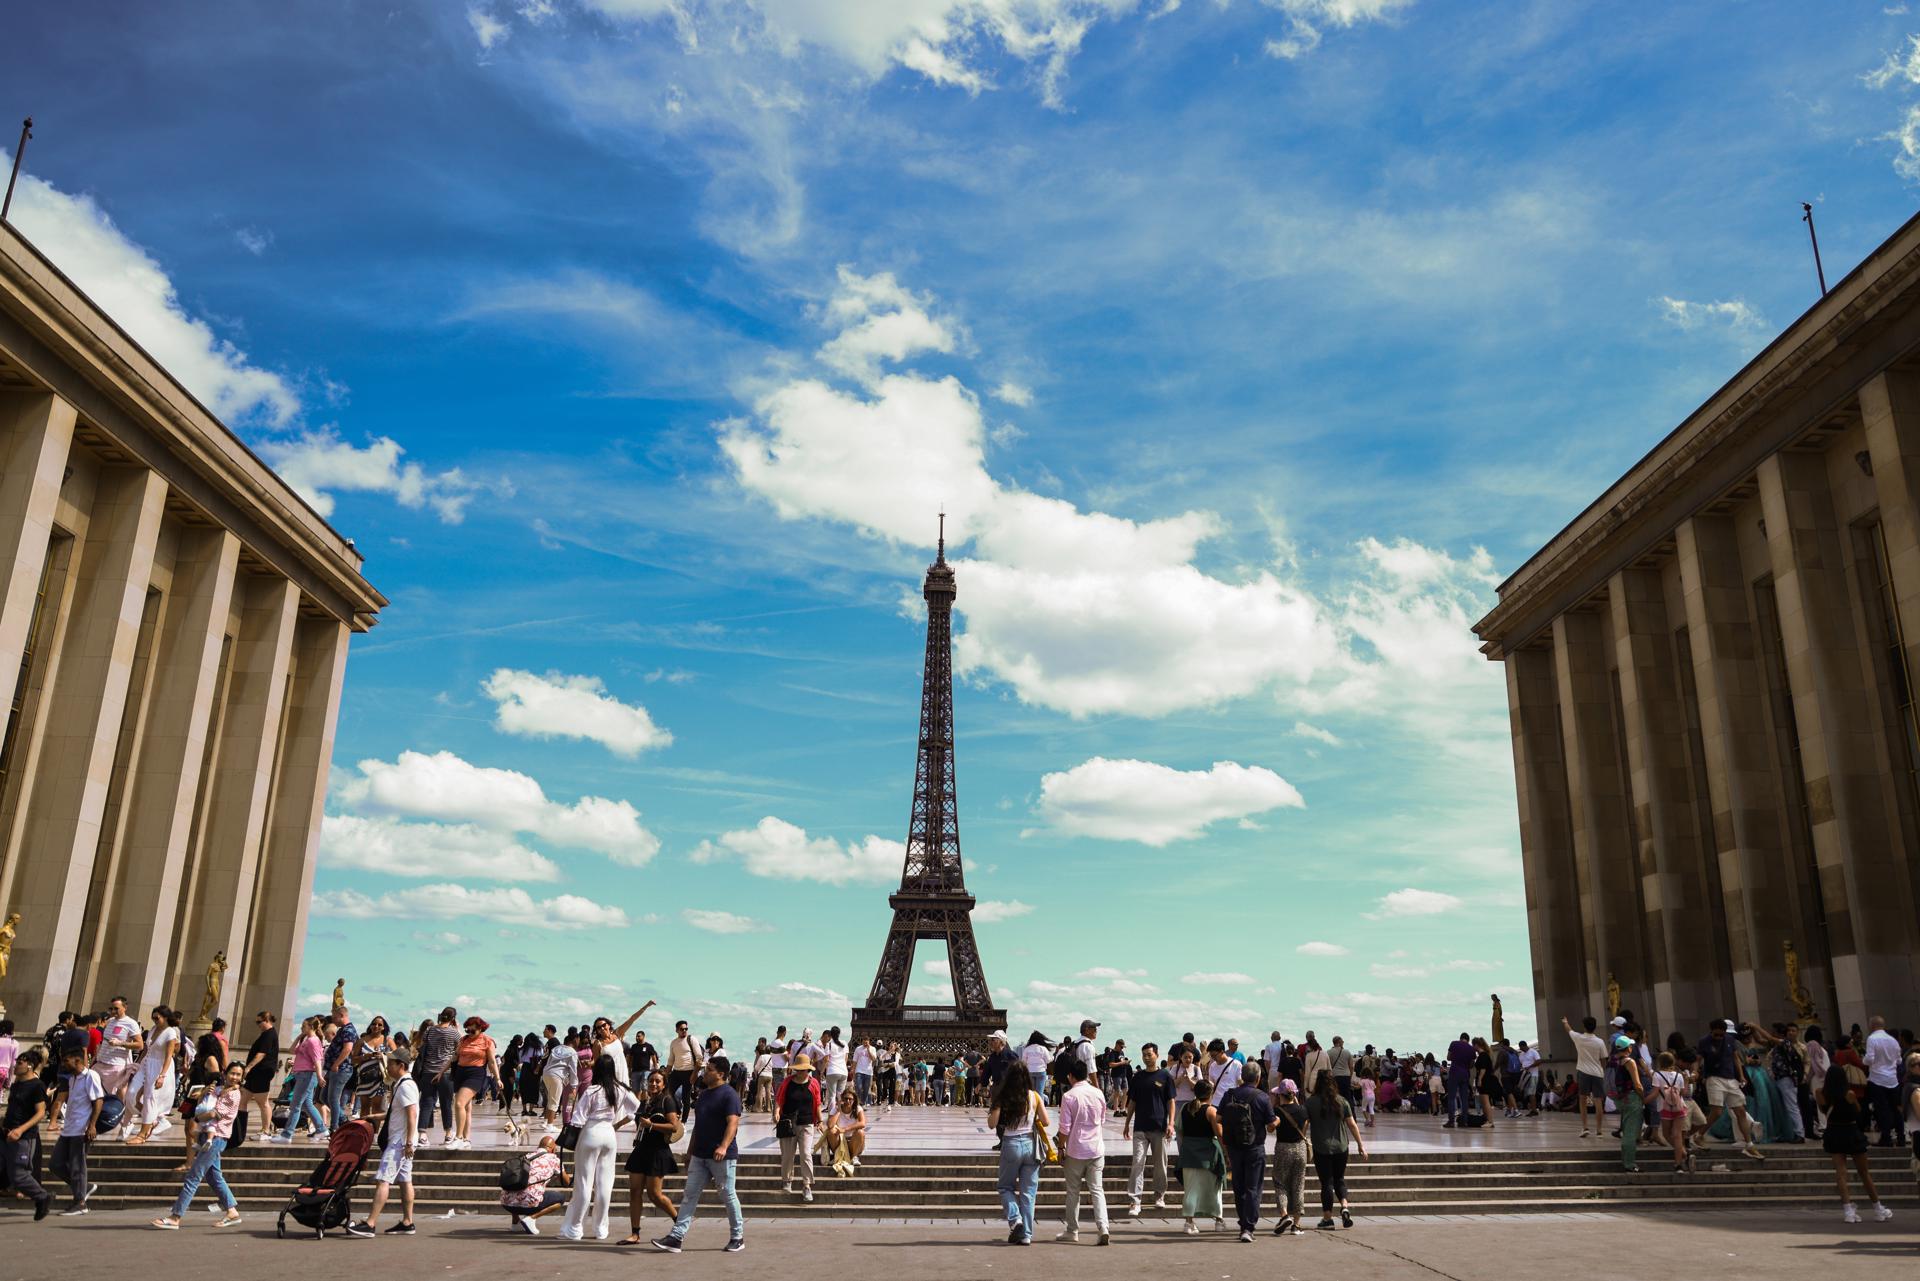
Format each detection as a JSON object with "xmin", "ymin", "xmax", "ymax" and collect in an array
[
  {"xmin": 125, "ymin": 1006, "xmax": 181, "ymax": 1145},
  {"xmin": 560, "ymin": 1053, "xmax": 637, "ymax": 1241}
]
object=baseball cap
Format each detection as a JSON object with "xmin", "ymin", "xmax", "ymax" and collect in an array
[
  {"xmin": 1722, "ymin": 1019, "xmax": 1739, "ymax": 1033},
  {"xmin": 1612, "ymin": 1035, "xmax": 1633, "ymax": 1050},
  {"xmin": 1608, "ymin": 1016, "xmax": 1626, "ymax": 1027},
  {"xmin": 989, "ymin": 1030, "xmax": 1008, "ymax": 1041}
]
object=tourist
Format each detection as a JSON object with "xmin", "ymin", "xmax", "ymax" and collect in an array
[
  {"xmin": 1269, "ymin": 1078, "xmax": 1309, "ymax": 1236},
  {"xmin": 665, "ymin": 1019, "xmax": 704, "ymax": 1115},
  {"xmin": 1697, "ymin": 1020, "xmax": 1765, "ymax": 1160},
  {"xmin": 1608, "ymin": 1034, "xmax": 1645, "ymax": 1172},
  {"xmin": 621, "ymin": 1069, "xmax": 679, "ymax": 1244},
  {"xmin": 1763, "ymin": 1022, "xmax": 1806, "ymax": 1143},
  {"xmin": 93, "ymin": 996, "xmax": 142, "ymax": 1108},
  {"xmin": 1358, "ymin": 1068, "xmax": 1377, "ymax": 1128},
  {"xmin": 878, "ymin": 1041, "xmax": 901, "ymax": 1106},
  {"xmin": 351, "ymin": 1016, "xmax": 393, "ymax": 1121},
  {"xmin": 591, "ymin": 1003, "xmax": 654, "ymax": 1088},
  {"xmin": 1649, "ymin": 1051, "xmax": 1691, "ymax": 1173},
  {"xmin": 1176, "ymin": 1070, "xmax": 1224, "ymax": 1235},
  {"xmin": 1306, "ymin": 1068, "xmax": 1366, "ymax": 1229},
  {"xmin": 1019, "ymin": 1031, "xmax": 1051, "ymax": 1086},
  {"xmin": 1472, "ymin": 1036, "xmax": 1500, "ymax": 1129},
  {"xmin": 504, "ymin": 1133, "xmax": 571, "ymax": 1235},
  {"xmin": 653, "ymin": 1056, "xmax": 744, "ymax": 1254},
  {"xmin": 1518, "ymin": 1040, "xmax": 1541, "ymax": 1114},
  {"xmin": 852, "ymin": 1036, "xmax": 876, "ymax": 1105},
  {"xmin": 347, "ymin": 1049, "xmax": 420, "ymax": 1237},
  {"xmin": 1864, "ymin": 1016, "xmax": 1905, "ymax": 1146},
  {"xmin": 123, "ymin": 1006, "xmax": 180, "ymax": 1146},
  {"xmin": 1065, "ymin": 1019, "xmax": 1100, "ymax": 1079},
  {"xmin": 269, "ymin": 1016, "xmax": 328, "ymax": 1142},
  {"xmin": 988, "ymin": 1061, "xmax": 1045, "ymax": 1245},
  {"xmin": 1442, "ymin": 1031, "xmax": 1475, "ymax": 1129},
  {"xmin": 1816, "ymin": 1061, "xmax": 1893, "ymax": 1223},
  {"xmin": 818, "ymin": 1026, "xmax": 849, "ymax": 1105},
  {"xmin": 151, "ymin": 1061, "xmax": 245, "ymax": 1230},
  {"xmin": 1052, "ymin": 1057, "xmax": 1110, "ymax": 1245},
  {"xmin": 417, "ymin": 1007, "xmax": 460, "ymax": 1138},
  {"xmin": 774, "ymin": 1053, "xmax": 822, "ymax": 1201},
  {"xmin": 50, "ymin": 1045, "xmax": 101, "ymax": 1216},
  {"xmin": 1560, "ymin": 1015, "xmax": 1606, "ymax": 1138},
  {"xmin": 321, "ymin": 1005, "xmax": 358, "ymax": 1134},
  {"xmin": 1206, "ymin": 1039, "xmax": 1238, "ymax": 1105},
  {"xmin": 1218, "ymin": 1060, "xmax": 1275, "ymax": 1242},
  {"xmin": 539, "ymin": 1031, "xmax": 574, "ymax": 1134},
  {"xmin": 2, "ymin": 1046, "xmax": 51, "ymax": 1220},
  {"xmin": 1300, "ymin": 1034, "xmax": 1330, "ymax": 1094},
  {"xmin": 239, "ymin": 1012, "xmax": 279, "ymax": 1137},
  {"xmin": 1122, "ymin": 1041, "xmax": 1174, "ymax": 1216},
  {"xmin": 1328, "ymin": 1036, "xmax": 1354, "ymax": 1104},
  {"xmin": 824, "ymin": 1087, "xmax": 867, "ymax": 1175},
  {"xmin": 982, "ymin": 1030, "xmax": 1017, "ymax": 1105},
  {"xmin": 559, "ymin": 1053, "xmax": 636, "ymax": 1241},
  {"xmin": 176, "ymin": 1049, "xmax": 226, "ymax": 1165},
  {"xmin": 448, "ymin": 1015, "xmax": 500, "ymax": 1150}
]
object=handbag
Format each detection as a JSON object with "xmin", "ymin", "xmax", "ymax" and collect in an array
[{"xmin": 557, "ymin": 1123, "xmax": 581, "ymax": 1151}]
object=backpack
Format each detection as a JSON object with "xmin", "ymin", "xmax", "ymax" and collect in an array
[
  {"xmin": 1050, "ymin": 1042, "xmax": 1080, "ymax": 1089},
  {"xmin": 1218, "ymin": 1093, "xmax": 1257, "ymax": 1147},
  {"xmin": 1654, "ymin": 1071, "xmax": 1686, "ymax": 1114},
  {"xmin": 499, "ymin": 1152, "xmax": 534, "ymax": 1192}
]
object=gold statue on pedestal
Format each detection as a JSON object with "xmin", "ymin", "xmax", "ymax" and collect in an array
[
  {"xmin": 0, "ymin": 912, "xmax": 18, "ymax": 980},
  {"xmin": 1784, "ymin": 939, "xmax": 1816, "ymax": 1022},
  {"xmin": 1490, "ymin": 993, "xmax": 1505, "ymax": 1043},
  {"xmin": 332, "ymin": 976, "xmax": 347, "ymax": 1012},
  {"xmin": 198, "ymin": 950, "xmax": 228, "ymax": 1025},
  {"xmin": 1605, "ymin": 972, "xmax": 1621, "ymax": 1020}
]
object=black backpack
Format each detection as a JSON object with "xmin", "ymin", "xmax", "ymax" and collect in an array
[
  {"xmin": 1050, "ymin": 1041, "xmax": 1080, "ymax": 1089},
  {"xmin": 1218, "ymin": 1094, "xmax": 1257, "ymax": 1147},
  {"xmin": 499, "ymin": 1152, "xmax": 534, "ymax": 1192}
]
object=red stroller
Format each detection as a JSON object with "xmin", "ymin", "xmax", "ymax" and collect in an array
[{"xmin": 276, "ymin": 1120, "xmax": 377, "ymax": 1237}]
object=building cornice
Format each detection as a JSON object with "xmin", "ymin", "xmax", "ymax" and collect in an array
[
  {"xmin": 1473, "ymin": 209, "xmax": 1920, "ymax": 659},
  {"xmin": 0, "ymin": 223, "xmax": 385, "ymax": 629}
]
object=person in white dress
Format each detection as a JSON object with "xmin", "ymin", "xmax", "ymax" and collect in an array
[
  {"xmin": 560, "ymin": 1054, "xmax": 638, "ymax": 1240},
  {"xmin": 125, "ymin": 1006, "xmax": 181, "ymax": 1145}
]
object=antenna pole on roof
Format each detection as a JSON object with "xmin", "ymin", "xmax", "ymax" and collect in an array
[
  {"xmin": 2, "ymin": 118, "xmax": 31, "ymax": 223},
  {"xmin": 1801, "ymin": 202, "xmax": 1828, "ymax": 298}
]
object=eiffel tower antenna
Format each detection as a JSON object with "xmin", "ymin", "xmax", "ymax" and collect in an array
[{"xmin": 850, "ymin": 513, "xmax": 1006, "ymax": 1056}]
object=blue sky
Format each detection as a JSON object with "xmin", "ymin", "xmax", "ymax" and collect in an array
[{"xmin": 8, "ymin": 0, "xmax": 1920, "ymax": 1054}]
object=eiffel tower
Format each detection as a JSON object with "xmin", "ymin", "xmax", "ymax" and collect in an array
[{"xmin": 850, "ymin": 519, "xmax": 1006, "ymax": 1058}]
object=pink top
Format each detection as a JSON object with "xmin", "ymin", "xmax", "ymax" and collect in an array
[
  {"xmin": 1053, "ymin": 1081, "xmax": 1108, "ymax": 1161},
  {"xmin": 291, "ymin": 1033, "xmax": 324, "ymax": 1074},
  {"xmin": 202, "ymin": 1084, "xmax": 243, "ymax": 1140}
]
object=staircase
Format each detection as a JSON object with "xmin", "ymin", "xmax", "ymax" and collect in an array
[{"xmin": 78, "ymin": 1143, "xmax": 1916, "ymax": 1219}]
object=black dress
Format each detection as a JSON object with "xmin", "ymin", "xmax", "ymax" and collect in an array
[
  {"xmin": 626, "ymin": 1100, "xmax": 679, "ymax": 1176},
  {"xmin": 243, "ymin": 1027, "xmax": 280, "ymax": 1094},
  {"xmin": 1823, "ymin": 1096, "xmax": 1868, "ymax": 1156}
]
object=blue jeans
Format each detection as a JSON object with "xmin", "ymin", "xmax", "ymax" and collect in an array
[
  {"xmin": 172, "ymin": 1137, "xmax": 234, "ymax": 1216},
  {"xmin": 281, "ymin": 1071, "xmax": 325, "ymax": 1137},
  {"xmin": 671, "ymin": 1156, "xmax": 742, "ymax": 1241},
  {"xmin": 855, "ymin": 1072, "xmax": 873, "ymax": 1105},
  {"xmin": 1446, "ymin": 1075, "xmax": 1473, "ymax": 1121},
  {"xmin": 997, "ymin": 1133, "xmax": 1039, "ymax": 1238},
  {"xmin": 323, "ymin": 1067, "xmax": 354, "ymax": 1128}
]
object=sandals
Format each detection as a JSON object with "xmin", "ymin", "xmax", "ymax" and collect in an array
[
  {"xmin": 214, "ymin": 1211, "xmax": 242, "ymax": 1228},
  {"xmin": 620, "ymin": 1235, "xmax": 644, "ymax": 1245},
  {"xmin": 150, "ymin": 1218, "xmax": 180, "ymax": 1230}
]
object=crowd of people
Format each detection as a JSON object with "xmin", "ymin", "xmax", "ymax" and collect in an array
[{"xmin": 2, "ymin": 998, "xmax": 1917, "ymax": 1246}]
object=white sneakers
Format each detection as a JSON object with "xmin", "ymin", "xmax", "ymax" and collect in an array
[
  {"xmin": 1873, "ymin": 1202, "xmax": 1895, "ymax": 1221},
  {"xmin": 1843, "ymin": 1202, "xmax": 1861, "ymax": 1224}
]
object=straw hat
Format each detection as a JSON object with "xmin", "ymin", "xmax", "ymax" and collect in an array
[{"xmin": 788, "ymin": 1055, "xmax": 815, "ymax": 1074}]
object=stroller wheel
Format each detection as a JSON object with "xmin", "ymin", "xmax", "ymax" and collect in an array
[{"xmin": 276, "ymin": 1214, "xmax": 286, "ymax": 1238}]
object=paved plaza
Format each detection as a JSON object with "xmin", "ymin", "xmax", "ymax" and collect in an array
[{"xmin": 0, "ymin": 1205, "xmax": 1911, "ymax": 1280}]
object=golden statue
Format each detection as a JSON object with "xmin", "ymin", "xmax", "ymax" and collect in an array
[
  {"xmin": 1784, "ymin": 939, "xmax": 1816, "ymax": 1021},
  {"xmin": 332, "ymin": 976, "xmax": 347, "ymax": 1012},
  {"xmin": 0, "ymin": 912, "xmax": 18, "ymax": 981},
  {"xmin": 198, "ymin": 950, "xmax": 228, "ymax": 1025},
  {"xmin": 1605, "ymin": 972, "xmax": 1621, "ymax": 1020},
  {"xmin": 1490, "ymin": 993, "xmax": 1505, "ymax": 1043}
]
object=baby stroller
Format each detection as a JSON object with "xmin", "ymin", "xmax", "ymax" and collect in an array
[{"xmin": 276, "ymin": 1119, "xmax": 376, "ymax": 1237}]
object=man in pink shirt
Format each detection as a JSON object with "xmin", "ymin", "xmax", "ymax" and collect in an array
[{"xmin": 1053, "ymin": 1058, "xmax": 1111, "ymax": 1245}]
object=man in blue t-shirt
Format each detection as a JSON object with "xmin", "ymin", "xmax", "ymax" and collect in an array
[
  {"xmin": 654, "ymin": 1057, "xmax": 744, "ymax": 1253},
  {"xmin": 1121, "ymin": 1043, "xmax": 1176, "ymax": 1215}
]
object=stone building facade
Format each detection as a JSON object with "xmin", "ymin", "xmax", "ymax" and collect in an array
[
  {"xmin": 0, "ymin": 223, "xmax": 383, "ymax": 1031},
  {"xmin": 1475, "ymin": 214, "xmax": 1920, "ymax": 1041}
]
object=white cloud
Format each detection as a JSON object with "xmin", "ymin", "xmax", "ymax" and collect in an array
[
  {"xmin": 413, "ymin": 931, "xmax": 474, "ymax": 954},
  {"xmin": 1296, "ymin": 941, "xmax": 1349, "ymax": 957},
  {"xmin": 1, "ymin": 158, "xmax": 298, "ymax": 425},
  {"xmin": 1881, "ymin": 103, "xmax": 1920, "ymax": 183},
  {"xmin": 469, "ymin": 5, "xmax": 510, "ymax": 48},
  {"xmin": 481, "ymin": 668, "xmax": 673, "ymax": 757},
  {"xmin": 682, "ymin": 908, "xmax": 774, "ymax": 934},
  {"xmin": 690, "ymin": 816, "xmax": 903, "ymax": 884},
  {"xmin": 1655, "ymin": 295, "xmax": 1765, "ymax": 333},
  {"xmin": 923, "ymin": 958, "xmax": 953, "ymax": 978},
  {"xmin": 318, "ymin": 813, "xmax": 559, "ymax": 881},
  {"xmin": 991, "ymin": 380, "xmax": 1033, "ymax": 407},
  {"xmin": 313, "ymin": 883, "xmax": 629, "ymax": 929},
  {"xmin": 1030, "ymin": 757, "xmax": 1304, "ymax": 846},
  {"xmin": 1179, "ymin": 971, "xmax": 1257, "ymax": 985},
  {"xmin": 257, "ymin": 429, "xmax": 496, "ymax": 524},
  {"xmin": 233, "ymin": 227, "xmax": 272, "ymax": 256},
  {"xmin": 335, "ymin": 749, "xmax": 661, "ymax": 865},
  {"xmin": 1292, "ymin": 721, "xmax": 1342, "ymax": 747},
  {"xmin": 1368, "ymin": 887, "xmax": 1465, "ymax": 918},
  {"xmin": 818, "ymin": 267, "xmax": 958, "ymax": 386},
  {"xmin": 1867, "ymin": 34, "xmax": 1920, "ymax": 89},
  {"xmin": 972, "ymin": 899, "xmax": 1034, "ymax": 923},
  {"xmin": 1262, "ymin": 0, "xmax": 1414, "ymax": 60},
  {"xmin": 1369, "ymin": 958, "xmax": 1499, "ymax": 979},
  {"xmin": 1075, "ymin": 966, "xmax": 1147, "ymax": 979}
]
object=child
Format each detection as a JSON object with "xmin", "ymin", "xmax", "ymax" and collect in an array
[{"xmin": 1358, "ymin": 1071, "xmax": 1377, "ymax": 1128}]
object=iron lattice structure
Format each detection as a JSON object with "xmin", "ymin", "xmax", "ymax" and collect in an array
[{"xmin": 850, "ymin": 530, "xmax": 1007, "ymax": 1059}]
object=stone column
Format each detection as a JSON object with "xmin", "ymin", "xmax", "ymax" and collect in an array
[
  {"xmin": 1856, "ymin": 368, "xmax": 1920, "ymax": 949},
  {"xmin": 1552, "ymin": 608, "xmax": 1652, "ymax": 1018},
  {"xmin": 238, "ymin": 615, "xmax": 348, "ymax": 1023},
  {"xmin": 92, "ymin": 527, "xmax": 240, "ymax": 1009},
  {"xmin": 168, "ymin": 573, "xmax": 296, "ymax": 1019},
  {"xmin": 0, "ymin": 391, "xmax": 75, "ymax": 726},
  {"xmin": 1505, "ymin": 645, "xmax": 1589, "ymax": 1039},
  {"xmin": 1, "ymin": 466, "xmax": 166, "ymax": 1030},
  {"xmin": 1758, "ymin": 452, "xmax": 1920, "ymax": 1029},
  {"xmin": 1674, "ymin": 514, "xmax": 1805, "ymax": 1025},
  {"xmin": 1609, "ymin": 566, "xmax": 1730, "ymax": 1033}
]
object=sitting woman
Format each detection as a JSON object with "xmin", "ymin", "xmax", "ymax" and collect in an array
[{"xmin": 824, "ymin": 1087, "xmax": 867, "ymax": 1176}]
